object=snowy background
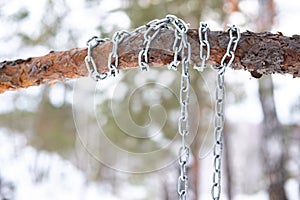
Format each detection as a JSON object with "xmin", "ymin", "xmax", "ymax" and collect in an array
[{"xmin": 0, "ymin": 0, "xmax": 300, "ymax": 199}]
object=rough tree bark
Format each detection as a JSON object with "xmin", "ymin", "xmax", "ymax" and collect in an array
[{"xmin": 0, "ymin": 30, "xmax": 300, "ymax": 93}]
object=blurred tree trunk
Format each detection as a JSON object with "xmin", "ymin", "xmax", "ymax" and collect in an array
[
  {"xmin": 222, "ymin": 0, "xmax": 239, "ymax": 198},
  {"xmin": 190, "ymin": 142, "xmax": 200, "ymax": 200},
  {"xmin": 162, "ymin": 177, "xmax": 170, "ymax": 200},
  {"xmin": 189, "ymin": 74, "xmax": 213, "ymax": 200},
  {"xmin": 223, "ymin": 125, "xmax": 233, "ymax": 200},
  {"xmin": 257, "ymin": 1, "xmax": 288, "ymax": 199},
  {"xmin": 258, "ymin": 77, "xmax": 287, "ymax": 200}
]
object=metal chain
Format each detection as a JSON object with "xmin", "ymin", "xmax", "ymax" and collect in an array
[
  {"xmin": 159, "ymin": 15, "xmax": 191, "ymax": 200},
  {"xmin": 137, "ymin": 15, "xmax": 191, "ymax": 199},
  {"xmin": 215, "ymin": 25, "xmax": 240, "ymax": 75},
  {"xmin": 194, "ymin": 22, "xmax": 210, "ymax": 72},
  {"xmin": 85, "ymin": 36, "xmax": 110, "ymax": 81},
  {"xmin": 178, "ymin": 55, "xmax": 190, "ymax": 200},
  {"xmin": 211, "ymin": 25, "xmax": 240, "ymax": 200},
  {"xmin": 138, "ymin": 18, "xmax": 169, "ymax": 71},
  {"xmin": 166, "ymin": 15, "xmax": 191, "ymax": 71},
  {"xmin": 108, "ymin": 30, "xmax": 131, "ymax": 76},
  {"xmin": 84, "ymin": 19, "xmax": 240, "ymax": 200}
]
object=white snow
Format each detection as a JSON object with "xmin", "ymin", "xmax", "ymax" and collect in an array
[{"xmin": 0, "ymin": 0, "xmax": 299, "ymax": 199}]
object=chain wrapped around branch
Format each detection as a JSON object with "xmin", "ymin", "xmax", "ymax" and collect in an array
[
  {"xmin": 1, "ymin": 27, "xmax": 300, "ymax": 93},
  {"xmin": 138, "ymin": 18, "xmax": 169, "ymax": 71},
  {"xmin": 85, "ymin": 36, "xmax": 110, "ymax": 81},
  {"xmin": 84, "ymin": 16, "xmax": 242, "ymax": 200},
  {"xmin": 108, "ymin": 30, "xmax": 131, "ymax": 76}
]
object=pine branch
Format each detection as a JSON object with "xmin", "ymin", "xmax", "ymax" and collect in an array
[{"xmin": 0, "ymin": 29, "xmax": 299, "ymax": 93}]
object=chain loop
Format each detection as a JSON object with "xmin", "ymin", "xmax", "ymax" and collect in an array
[
  {"xmin": 216, "ymin": 25, "xmax": 240, "ymax": 75},
  {"xmin": 108, "ymin": 30, "xmax": 130, "ymax": 76},
  {"xmin": 166, "ymin": 14, "xmax": 189, "ymax": 34},
  {"xmin": 166, "ymin": 15, "xmax": 190, "ymax": 71},
  {"xmin": 138, "ymin": 19, "xmax": 168, "ymax": 71},
  {"xmin": 85, "ymin": 36, "xmax": 110, "ymax": 81},
  {"xmin": 211, "ymin": 25, "xmax": 240, "ymax": 200},
  {"xmin": 194, "ymin": 22, "xmax": 210, "ymax": 72}
]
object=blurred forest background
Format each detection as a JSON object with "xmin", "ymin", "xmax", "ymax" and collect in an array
[{"xmin": 0, "ymin": 0, "xmax": 300, "ymax": 200}]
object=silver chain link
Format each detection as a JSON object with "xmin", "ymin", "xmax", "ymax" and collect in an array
[
  {"xmin": 211, "ymin": 25, "xmax": 240, "ymax": 200},
  {"xmin": 108, "ymin": 30, "xmax": 131, "ymax": 76},
  {"xmin": 194, "ymin": 22, "xmax": 210, "ymax": 72},
  {"xmin": 85, "ymin": 19, "xmax": 241, "ymax": 200},
  {"xmin": 85, "ymin": 36, "xmax": 110, "ymax": 81},
  {"xmin": 166, "ymin": 14, "xmax": 190, "ymax": 71},
  {"xmin": 177, "ymin": 55, "xmax": 190, "ymax": 200},
  {"xmin": 138, "ymin": 15, "xmax": 191, "ymax": 199},
  {"xmin": 138, "ymin": 18, "xmax": 169, "ymax": 71},
  {"xmin": 159, "ymin": 15, "xmax": 191, "ymax": 200},
  {"xmin": 216, "ymin": 25, "xmax": 240, "ymax": 75}
]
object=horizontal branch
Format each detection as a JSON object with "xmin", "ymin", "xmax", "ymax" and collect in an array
[{"xmin": 0, "ymin": 29, "xmax": 300, "ymax": 93}]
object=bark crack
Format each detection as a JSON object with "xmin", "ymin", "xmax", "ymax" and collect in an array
[{"xmin": 0, "ymin": 29, "xmax": 299, "ymax": 93}]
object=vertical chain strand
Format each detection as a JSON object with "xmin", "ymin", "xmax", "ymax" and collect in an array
[
  {"xmin": 211, "ymin": 72, "xmax": 225, "ymax": 200},
  {"xmin": 178, "ymin": 57, "xmax": 190, "ymax": 200},
  {"xmin": 211, "ymin": 25, "xmax": 240, "ymax": 200},
  {"xmin": 163, "ymin": 15, "xmax": 192, "ymax": 200}
]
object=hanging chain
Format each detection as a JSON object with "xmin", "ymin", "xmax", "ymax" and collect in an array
[
  {"xmin": 85, "ymin": 36, "xmax": 110, "ymax": 81},
  {"xmin": 177, "ymin": 54, "xmax": 190, "ymax": 200},
  {"xmin": 138, "ymin": 15, "xmax": 192, "ymax": 199},
  {"xmin": 139, "ymin": 15, "xmax": 192, "ymax": 199},
  {"xmin": 84, "ymin": 18, "xmax": 241, "ymax": 200},
  {"xmin": 108, "ymin": 30, "xmax": 131, "ymax": 76},
  {"xmin": 194, "ymin": 22, "xmax": 210, "ymax": 72},
  {"xmin": 158, "ymin": 15, "xmax": 191, "ymax": 200},
  {"xmin": 211, "ymin": 25, "xmax": 240, "ymax": 200}
]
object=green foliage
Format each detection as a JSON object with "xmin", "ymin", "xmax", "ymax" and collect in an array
[
  {"xmin": 121, "ymin": 0, "xmax": 204, "ymax": 28},
  {"xmin": 11, "ymin": 7, "xmax": 29, "ymax": 20},
  {"xmin": 96, "ymin": 69, "xmax": 180, "ymax": 154},
  {"xmin": 31, "ymin": 92, "xmax": 76, "ymax": 154},
  {"xmin": 92, "ymin": 1, "xmax": 227, "ymax": 176},
  {"xmin": 0, "ymin": 0, "xmax": 78, "ymax": 156},
  {"xmin": 115, "ymin": 0, "xmax": 226, "ymax": 29}
]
